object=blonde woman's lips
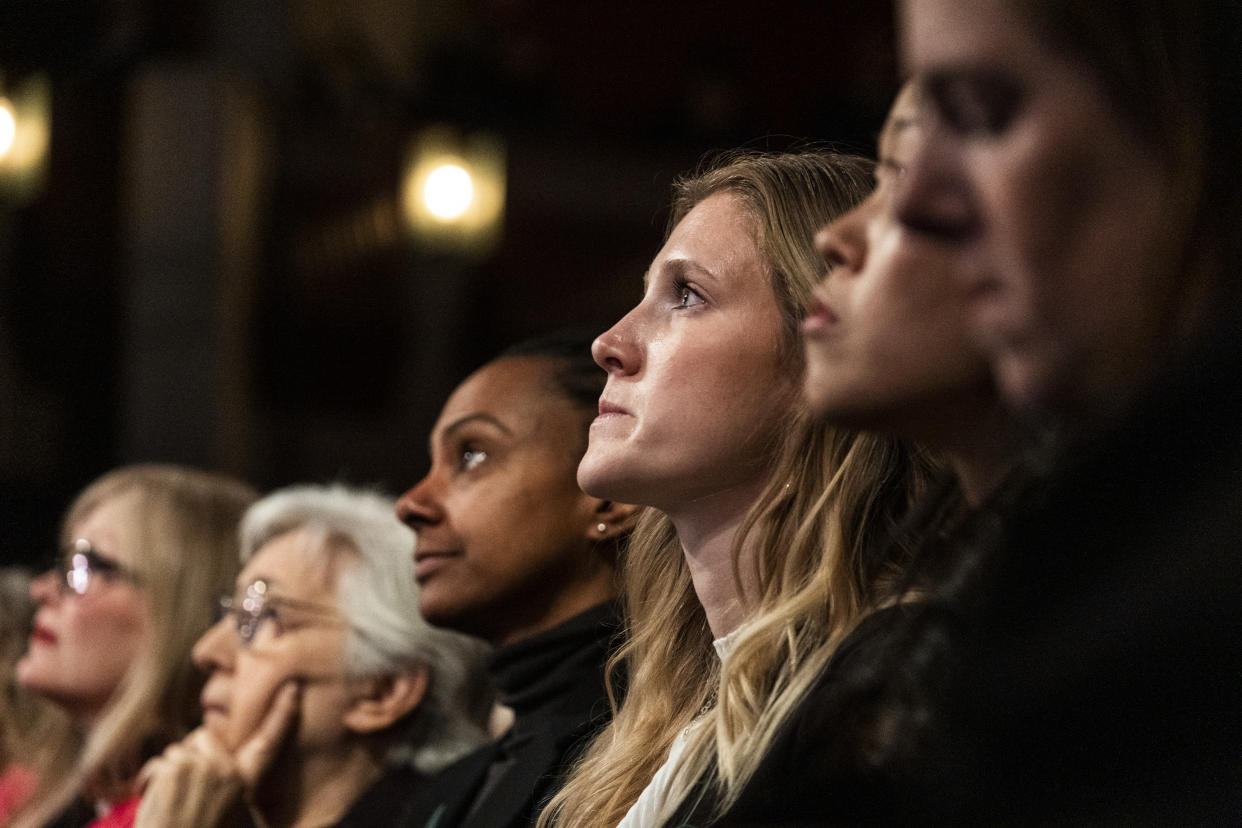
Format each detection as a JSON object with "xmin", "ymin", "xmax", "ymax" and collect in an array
[{"xmin": 592, "ymin": 399, "xmax": 630, "ymax": 428}]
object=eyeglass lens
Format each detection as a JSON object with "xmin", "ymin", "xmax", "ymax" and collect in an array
[
  {"xmin": 217, "ymin": 579, "xmax": 271, "ymax": 645},
  {"xmin": 63, "ymin": 538, "xmax": 125, "ymax": 595}
]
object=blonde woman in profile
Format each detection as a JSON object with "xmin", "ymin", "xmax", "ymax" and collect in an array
[
  {"xmin": 11, "ymin": 465, "xmax": 256, "ymax": 828},
  {"xmin": 700, "ymin": 81, "xmax": 1023, "ymax": 827},
  {"xmin": 539, "ymin": 150, "xmax": 937, "ymax": 828}
]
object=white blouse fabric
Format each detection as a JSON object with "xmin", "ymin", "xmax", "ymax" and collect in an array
[{"xmin": 614, "ymin": 629, "xmax": 742, "ymax": 828}]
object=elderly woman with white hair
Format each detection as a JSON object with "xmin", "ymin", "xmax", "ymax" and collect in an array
[{"xmin": 134, "ymin": 484, "xmax": 492, "ymax": 828}]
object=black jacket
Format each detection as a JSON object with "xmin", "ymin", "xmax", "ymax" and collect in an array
[
  {"xmin": 671, "ymin": 318, "xmax": 1242, "ymax": 826},
  {"xmin": 397, "ymin": 602, "xmax": 621, "ymax": 828},
  {"xmin": 662, "ymin": 603, "xmax": 927, "ymax": 828},
  {"xmin": 910, "ymin": 317, "xmax": 1242, "ymax": 824}
]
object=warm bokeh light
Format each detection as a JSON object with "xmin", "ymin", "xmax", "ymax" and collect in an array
[
  {"xmin": 0, "ymin": 99, "xmax": 16, "ymax": 159},
  {"xmin": 400, "ymin": 126, "xmax": 506, "ymax": 258},
  {"xmin": 423, "ymin": 163, "xmax": 474, "ymax": 220},
  {"xmin": 0, "ymin": 76, "xmax": 50, "ymax": 202}
]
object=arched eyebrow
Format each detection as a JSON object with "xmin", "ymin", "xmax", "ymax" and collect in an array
[
  {"xmin": 645, "ymin": 257, "xmax": 719, "ymax": 291},
  {"xmin": 434, "ymin": 412, "xmax": 513, "ymax": 449}
]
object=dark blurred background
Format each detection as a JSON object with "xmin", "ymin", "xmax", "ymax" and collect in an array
[{"xmin": 0, "ymin": 0, "xmax": 897, "ymax": 568}]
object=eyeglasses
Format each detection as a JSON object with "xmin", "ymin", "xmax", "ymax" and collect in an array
[
  {"xmin": 61, "ymin": 538, "xmax": 140, "ymax": 596},
  {"xmin": 214, "ymin": 579, "xmax": 346, "ymax": 647}
]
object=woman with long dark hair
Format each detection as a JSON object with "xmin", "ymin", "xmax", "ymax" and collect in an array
[{"xmin": 881, "ymin": 1, "xmax": 1242, "ymax": 821}]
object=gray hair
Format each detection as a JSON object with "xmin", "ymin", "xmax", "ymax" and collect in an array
[{"xmin": 239, "ymin": 484, "xmax": 492, "ymax": 773}]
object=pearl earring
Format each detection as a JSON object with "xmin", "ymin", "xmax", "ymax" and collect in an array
[{"xmin": 597, "ymin": 523, "xmax": 608, "ymax": 535}]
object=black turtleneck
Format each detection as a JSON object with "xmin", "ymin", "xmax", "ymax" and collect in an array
[{"xmin": 397, "ymin": 601, "xmax": 622, "ymax": 828}]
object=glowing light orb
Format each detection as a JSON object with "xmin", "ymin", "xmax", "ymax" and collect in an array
[
  {"xmin": 0, "ymin": 100, "xmax": 16, "ymax": 159},
  {"xmin": 423, "ymin": 164, "xmax": 474, "ymax": 220}
]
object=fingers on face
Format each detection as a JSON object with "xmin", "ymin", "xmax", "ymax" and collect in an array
[
  {"xmin": 134, "ymin": 730, "xmax": 245, "ymax": 828},
  {"xmin": 235, "ymin": 680, "xmax": 301, "ymax": 784}
]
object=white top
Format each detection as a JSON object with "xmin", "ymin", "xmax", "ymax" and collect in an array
[{"xmin": 614, "ymin": 629, "xmax": 742, "ymax": 828}]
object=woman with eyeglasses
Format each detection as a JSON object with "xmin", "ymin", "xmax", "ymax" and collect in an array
[
  {"xmin": 133, "ymin": 484, "xmax": 493, "ymax": 828},
  {"xmin": 11, "ymin": 464, "xmax": 257, "ymax": 828}
]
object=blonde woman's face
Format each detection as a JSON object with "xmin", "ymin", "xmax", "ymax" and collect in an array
[
  {"xmin": 17, "ymin": 494, "xmax": 150, "ymax": 723},
  {"xmin": 194, "ymin": 530, "xmax": 356, "ymax": 754},
  {"xmin": 579, "ymin": 191, "xmax": 795, "ymax": 512}
]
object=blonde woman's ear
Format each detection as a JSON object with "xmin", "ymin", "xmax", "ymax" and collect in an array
[{"xmin": 342, "ymin": 665, "xmax": 429, "ymax": 734}]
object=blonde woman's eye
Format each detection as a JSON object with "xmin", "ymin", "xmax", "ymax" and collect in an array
[{"xmin": 676, "ymin": 281, "xmax": 705, "ymax": 309}]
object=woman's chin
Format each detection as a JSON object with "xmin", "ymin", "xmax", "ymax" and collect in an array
[
  {"xmin": 576, "ymin": 450, "xmax": 620, "ymax": 499},
  {"xmin": 14, "ymin": 656, "xmax": 49, "ymax": 693},
  {"xmin": 801, "ymin": 377, "xmax": 850, "ymax": 424},
  {"xmin": 201, "ymin": 711, "xmax": 233, "ymax": 744},
  {"xmin": 577, "ymin": 471, "xmax": 618, "ymax": 501},
  {"xmin": 993, "ymin": 341, "xmax": 1069, "ymax": 414},
  {"xmin": 577, "ymin": 456, "xmax": 643, "ymax": 506}
]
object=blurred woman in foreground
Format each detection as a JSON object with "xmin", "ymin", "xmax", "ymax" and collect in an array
[{"xmin": 885, "ymin": 0, "xmax": 1242, "ymax": 820}]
